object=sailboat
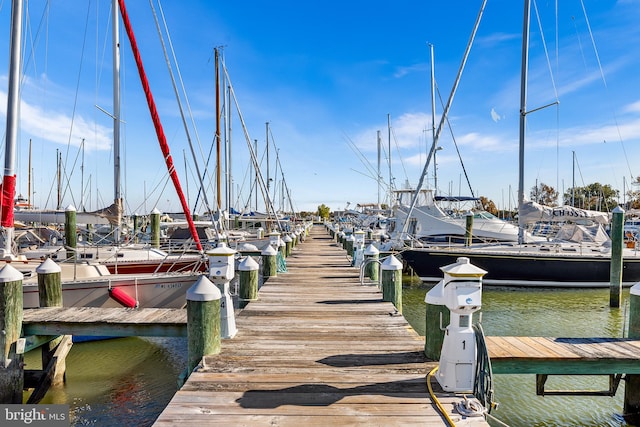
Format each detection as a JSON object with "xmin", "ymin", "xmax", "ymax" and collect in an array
[
  {"xmin": 400, "ymin": 0, "xmax": 640, "ymax": 287},
  {"xmin": 2, "ymin": 0, "xmax": 207, "ymax": 308},
  {"xmin": 382, "ymin": 188, "xmax": 538, "ymax": 248}
]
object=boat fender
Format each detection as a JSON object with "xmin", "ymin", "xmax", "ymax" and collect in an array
[{"xmin": 109, "ymin": 287, "xmax": 138, "ymax": 308}]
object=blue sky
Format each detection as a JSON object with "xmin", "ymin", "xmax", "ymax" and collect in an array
[{"xmin": 1, "ymin": 0, "xmax": 640, "ymax": 215}]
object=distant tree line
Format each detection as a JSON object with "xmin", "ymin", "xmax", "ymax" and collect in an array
[{"xmin": 479, "ymin": 180, "xmax": 626, "ymax": 217}]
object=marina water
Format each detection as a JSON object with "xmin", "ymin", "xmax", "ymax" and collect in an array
[{"xmin": 27, "ymin": 279, "xmax": 634, "ymax": 426}]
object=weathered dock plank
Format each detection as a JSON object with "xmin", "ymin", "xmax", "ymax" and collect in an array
[
  {"xmin": 22, "ymin": 307, "xmax": 187, "ymax": 337},
  {"xmin": 153, "ymin": 225, "xmax": 489, "ymax": 426},
  {"xmin": 486, "ymin": 336, "xmax": 640, "ymax": 374}
]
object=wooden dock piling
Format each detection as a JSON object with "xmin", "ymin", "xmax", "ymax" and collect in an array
[
  {"xmin": 363, "ymin": 244, "xmax": 379, "ymax": 282},
  {"xmin": 464, "ymin": 211, "xmax": 473, "ymax": 247},
  {"xmin": 610, "ymin": 206, "xmax": 624, "ymax": 307},
  {"xmin": 65, "ymin": 205, "xmax": 77, "ymax": 260},
  {"xmin": 261, "ymin": 244, "xmax": 277, "ymax": 278},
  {"xmin": 624, "ymin": 283, "xmax": 640, "ymax": 422},
  {"xmin": 151, "ymin": 208, "xmax": 161, "ymax": 249},
  {"xmin": 381, "ymin": 254, "xmax": 403, "ymax": 314},
  {"xmin": 33, "ymin": 259, "xmax": 68, "ymax": 396},
  {"xmin": 0, "ymin": 264, "xmax": 24, "ymax": 403},
  {"xmin": 238, "ymin": 256, "xmax": 259, "ymax": 307},
  {"xmin": 186, "ymin": 276, "xmax": 222, "ymax": 375}
]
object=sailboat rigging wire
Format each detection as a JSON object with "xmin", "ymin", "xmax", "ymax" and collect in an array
[
  {"xmin": 58, "ymin": 2, "xmax": 91, "ymax": 210},
  {"xmin": 389, "ymin": 126, "xmax": 408, "ymax": 184},
  {"xmin": 149, "ymin": 0, "xmax": 222, "ymax": 237},
  {"xmin": 193, "ymin": 134, "xmax": 217, "ymax": 213},
  {"xmin": 59, "ymin": 145, "xmax": 83, "ymax": 208},
  {"xmin": 571, "ymin": 16, "xmax": 589, "ymax": 71},
  {"xmin": 532, "ymin": 0, "xmax": 559, "ymax": 101},
  {"xmin": 343, "ymin": 133, "xmax": 379, "ymax": 182},
  {"xmin": 117, "ymin": 0, "xmax": 202, "ymax": 251},
  {"xmin": 400, "ymin": 0, "xmax": 487, "ymax": 239},
  {"xmin": 272, "ymin": 145, "xmax": 298, "ymax": 215},
  {"xmin": 223, "ymin": 66, "xmax": 283, "ymax": 230},
  {"xmin": 439, "ymin": 98, "xmax": 474, "ymax": 197},
  {"xmin": 579, "ymin": 0, "xmax": 634, "ymax": 181}
]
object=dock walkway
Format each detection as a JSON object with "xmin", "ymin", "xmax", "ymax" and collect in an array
[{"xmin": 153, "ymin": 225, "xmax": 489, "ymax": 426}]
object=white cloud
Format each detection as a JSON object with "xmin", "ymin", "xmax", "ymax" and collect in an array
[
  {"xmin": 491, "ymin": 108, "xmax": 501, "ymax": 122},
  {"xmin": 556, "ymin": 118, "xmax": 640, "ymax": 147},
  {"xmin": 0, "ymin": 89, "xmax": 112, "ymax": 151},
  {"xmin": 457, "ymin": 132, "xmax": 508, "ymax": 151},
  {"xmin": 393, "ymin": 63, "xmax": 428, "ymax": 79},
  {"xmin": 476, "ymin": 32, "xmax": 520, "ymax": 48},
  {"xmin": 623, "ymin": 100, "xmax": 640, "ymax": 113},
  {"xmin": 350, "ymin": 111, "xmax": 433, "ymax": 152}
]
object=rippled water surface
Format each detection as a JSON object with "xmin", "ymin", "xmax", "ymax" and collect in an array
[{"xmin": 25, "ymin": 336, "xmax": 186, "ymax": 426}]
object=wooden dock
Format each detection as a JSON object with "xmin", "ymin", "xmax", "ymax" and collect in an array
[
  {"xmin": 486, "ymin": 336, "xmax": 640, "ymax": 375},
  {"xmin": 153, "ymin": 225, "xmax": 489, "ymax": 426},
  {"xmin": 486, "ymin": 335, "xmax": 640, "ymax": 396},
  {"xmin": 23, "ymin": 307, "xmax": 187, "ymax": 340}
]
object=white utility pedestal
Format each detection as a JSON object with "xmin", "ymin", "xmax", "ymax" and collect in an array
[
  {"xmin": 207, "ymin": 242, "xmax": 238, "ymax": 338},
  {"xmin": 425, "ymin": 257, "xmax": 486, "ymax": 392}
]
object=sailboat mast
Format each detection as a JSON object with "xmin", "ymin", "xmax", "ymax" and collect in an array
[
  {"xmin": 215, "ymin": 47, "xmax": 221, "ymax": 210},
  {"xmin": 57, "ymin": 150, "xmax": 61, "ymax": 209},
  {"xmin": 377, "ymin": 130, "xmax": 381, "ymax": 209},
  {"xmin": 227, "ymin": 83, "xmax": 233, "ymax": 214},
  {"xmin": 517, "ymin": 0, "xmax": 531, "ymax": 244},
  {"xmin": 1, "ymin": 0, "xmax": 23, "ymax": 257},
  {"xmin": 429, "ymin": 43, "xmax": 437, "ymax": 197},
  {"xmin": 266, "ymin": 121, "xmax": 270, "ymax": 210},
  {"xmin": 113, "ymin": 0, "xmax": 122, "ymax": 241},
  {"xmin": 387, "ymin": 114, "xmax": 392, "ymax": 200},
  {"xmin": 254, "ymin": 139, "xmax": 258, "ymax": 211},
  {"xmin": 28, "ymin": 139, "xmax": 32, "ymax": 209}
]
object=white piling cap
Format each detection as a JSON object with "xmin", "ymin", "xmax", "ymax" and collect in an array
[
  {"xmin": 261, "ymin": 244, "xmax": 278, "ymax": 256},
  {"xmin": 65, "ymin": 204, "xmax": 76, "ymax": 212},
  {"xmin": 282, "ymin": 234, "xmax": 292, "ymax": 243},
  {"xmin": 364, "ymin": 244, "xmax": 379, "ymax": 256},
  {"xmin": 381, "ymin": 254, "xmax": 403, "ymax": 271},
  {"xmin": 439, "ymin": 257, "xmax": 487, "ymax": 278},
  {"xmin": 425, "ymin": 280, "xmax": 445, "ymax": 304},
  {"xmin": 206, "ymin": 242, "xmax": 237, "ymax": 257},
  {"xmin": 36, "ymin": 258, "xmax": 62, "ymax": 274},
  {"xmin": 631, "ymin": 282, "xmax": 640, "ymax": 297},
  {"xmin": 238, "ymin": 256, "xmax": 259, "ymax": 271},
  {"xmin": 186, "ymin": 275, "xmax": 222, "ymax": 301},
  {"xmin": 0, "ymin": 263, "xmax": 24, "ymax": 282},
  {"xmin": 238, "ymin": 243, "xmax": 259, "ymax": 252}
]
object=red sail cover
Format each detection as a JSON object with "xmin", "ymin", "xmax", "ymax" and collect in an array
[
  {"xmin": 1, "ymin": 175, "xmax": 16, "ymax": 227},
  {"xmin": 117, "ymin": 0, "xmax": 202, "ymax": 251}
]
